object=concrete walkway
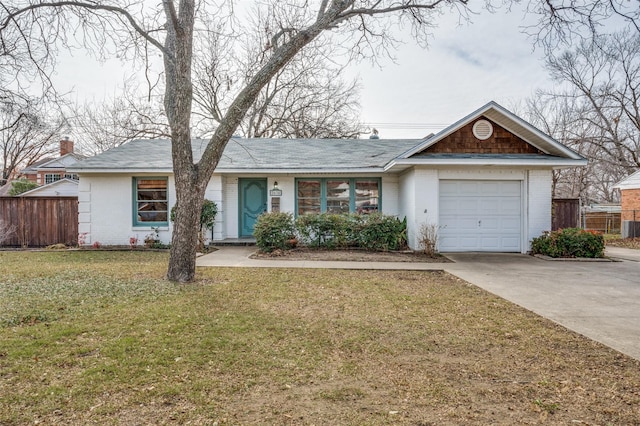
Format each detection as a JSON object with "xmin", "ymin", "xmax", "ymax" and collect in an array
[{"xmin": 197, "ymin": 247, "xmax": 640, "ymax": 361}]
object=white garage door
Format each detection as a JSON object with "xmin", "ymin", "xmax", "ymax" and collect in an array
[{"xmin": 439, "ymin": 180, "xmax": 522, "ymax": 252}]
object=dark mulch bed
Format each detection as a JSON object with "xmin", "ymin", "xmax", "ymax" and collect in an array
[{"xmin": 250, "ymin": 247, "xmax": 451, "ymax": 263}]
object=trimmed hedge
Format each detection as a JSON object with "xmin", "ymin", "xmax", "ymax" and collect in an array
[
  {"xmin": 295, "ymin": 213, "xmax": 354, "ymax": 249},
  {"xmin": 254, "ymin": 212, "xmax": 407, "ymax": 252},
  {"xmin": 351, "ymin": 213, "xmax": 407, "ymax": 251},
  {"xmin": 253, "ymin": 212, "xmax": 297, "ymax": 253},
  {"xmin": 530, "ymin": 228, "xmax": 605, "ymax": 258}
]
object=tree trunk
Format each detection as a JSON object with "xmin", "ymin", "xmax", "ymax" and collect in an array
[
  {"xmin": 167, "ymin": 179, "xmax": 205, "ymax": 282},
  {"xmin": 163, "ymin": 0, "xmax": 201, "ymax": 282}
]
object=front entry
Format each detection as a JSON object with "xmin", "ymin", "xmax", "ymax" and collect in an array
[{"xmin": 239, "ymin": 178, "xmax": 267, "ymax": 237}]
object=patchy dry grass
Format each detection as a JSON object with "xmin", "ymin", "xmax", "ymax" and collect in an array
[
  {"xmin": 1, "ymin": 251, "xmax": 639, "ymax": 425},
  {"xmin": 606, "ymin": 235, "xmax": 640, "ymax": 250}
]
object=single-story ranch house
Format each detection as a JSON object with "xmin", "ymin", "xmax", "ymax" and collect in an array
[{"xmin": 68, "ymin": 101, "xmax": 586, "ymax": 252}]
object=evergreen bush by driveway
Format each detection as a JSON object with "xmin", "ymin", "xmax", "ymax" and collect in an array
[{"xmin": 531, "ymin": 228, "xmax": 605, "ymax": 258}]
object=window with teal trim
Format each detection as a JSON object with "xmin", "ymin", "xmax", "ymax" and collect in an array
[
  {"xmin": 134, "ymin": 177, "xmax": 168, "ymax": 225},
  {"xmin": 296, "ymin": 178, "xmax": 380, "ymax": 215},
  {"xmin": 326, "ymin": 180, "xmax": 350, "ymax": 214},
  {"xmin": 355, "ymin": 180, "xmax": 379, "ymax": 213},
  {"xmin": 297, "ymin": 180, "xmax": 321, "ymax": 215}
]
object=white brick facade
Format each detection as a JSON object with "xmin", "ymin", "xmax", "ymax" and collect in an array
[{"xmin": 527, "ymin": 169, "xmax": 553, "ymax": 248}]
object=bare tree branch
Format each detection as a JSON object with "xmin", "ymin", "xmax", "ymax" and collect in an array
[
  {"xmin": 0, "ymin": 96, "xmax": 63, "ymax": 183},
  {"xmin": 0, "ymin": 1, "xmax": 167, "ymax": 55},
  {"xmin": 527, "ymin": 30, "xmax": 640, "ymax": 202}
]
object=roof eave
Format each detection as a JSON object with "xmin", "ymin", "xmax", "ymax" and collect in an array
[
  {"xmin": 19, "ymin": 178, "xmax": 78, "ymax": 196},
  {"xmin": 214, "ymin": 167, "xmax": 387, "ymax": 174},
  {"xmin": 384, "ymin": 158, "xmax": 588, "ymax": 172},
  {"xmin": 73, "ymin": 167, "xmax": 387, "ymax": 175},
  {"xmin": 613, "ymin": 170, "xmax": 640, "ymax": 189},
  {"xmin": 72, "ymin": 168, "xmax": 175, "ymax": 174},
  {"xmin": 483, "ymin": 106, "xmax": 584, "ymax": 159}
]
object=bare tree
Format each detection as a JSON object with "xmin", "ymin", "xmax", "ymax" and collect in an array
[
  {"xmin": 240, "ymin": 59, "xmax": 362, "ymax": 139},
  {"xmin": 524, "ymin": 93, "xmax": 622, "ymax": 203},
  {"xmin": 78, "ymin": 20, "xmax": 363, "ymax": 148},
  {"xmin": 529, "ymin": 31, "xmax": 640, "ymax": 202},
  {"xmin": 70, "ymin": 92, "xmax": 169, "ymax": 155},
  {"xmin": 527, "ymin": 0, "xmax": 640, "ymax": 49},
  {"xmin": 522, "ymin": 0, "xmax": 640, "ymax": 204},
  {"xmin": 1, "ymin": 0, "xmax": 473, "ymax": 282},
  {"xmin": 192, "ymin": 26, "xmax": 362, "ymax": 139},
  {"xmin": 0, "ymin": 97, "xmax": 63, "ymax": 185}
]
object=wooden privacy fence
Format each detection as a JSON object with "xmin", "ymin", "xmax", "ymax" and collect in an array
[
  {"xmin": 0, "ymin": 197, "xmax": 78, "ymax": 247},
  {"xmin": 552, "ymin": 198, "xmax": 580, "ymax": 230}
]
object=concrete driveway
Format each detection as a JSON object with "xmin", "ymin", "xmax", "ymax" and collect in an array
[
  {"xmin": 198, "ymin": 246, "xmax": 640, "ymax": 360},
  {"xmin": 444, "ymin": 249, "xmax": 640, "ymax": 360}
]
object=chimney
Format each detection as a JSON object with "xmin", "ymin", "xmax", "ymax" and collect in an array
[{"xmin": 60, "ymin": 137, "xmax": 74, "ymax": 156}]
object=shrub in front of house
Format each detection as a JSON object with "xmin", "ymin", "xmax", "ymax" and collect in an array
[
  {"xmin": 253, "ymin": 212, "xmax": 297, "ymax": 253},
  {"xmin": 353, "ymin": 213, "xmax": 408, "ymax": 251},
  {"xmin": 295, "ymin": 213, "xmax": 355, "ymax": 249},
  {"xmin": 531, "ymin": 228, "xmax": 605, "ymax": 258},
  {"xmin": 294, "ymin": 213, "xmax": 407, "ymax": 251}
]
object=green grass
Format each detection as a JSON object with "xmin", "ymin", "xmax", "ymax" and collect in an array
[{"xmin": 1, "ymin": 251, "xmax": 639, "ymax": 425}]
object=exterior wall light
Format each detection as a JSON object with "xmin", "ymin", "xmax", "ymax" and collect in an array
[{"xmin": 270, "ymin": 181, "xmax": 282, "ymax": 197}]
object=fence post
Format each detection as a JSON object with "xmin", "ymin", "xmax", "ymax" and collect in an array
[{"xmin": 19, "ymin": 197, "xmax": 26, "ymax": 247}]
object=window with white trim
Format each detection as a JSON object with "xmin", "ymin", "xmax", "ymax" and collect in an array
[
  {"xmin": 296, "ymin": 178, "xmax": 380, "ymax": 215},
  {"xmin": 133, "ymin": 177, "xmax": 168, "ymax": 226},
  {"xmin": 45, "ymin": 173, "xmax": 61, "ymax": 184}
]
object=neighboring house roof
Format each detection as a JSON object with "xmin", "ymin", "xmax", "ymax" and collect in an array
[
  {"xmin": 583, "ymin": 203, "xmax": 622, "ymax": 213},
  {"xmin": 68, "ymin": 138, "xmax": 423, "ymax": 174},
  {"xmin": 68, "ymin": 101, "xmax": 587, "ymax": 175},
  {"xmin": 34, "ymin": 153, "xmax": 84, "ymax": 170},
  {"xmin": 19, "ymin": 153, "xmax": 84, "ymax": 175},
  {"xmin": 19, "ymin": 178, "xmax": 79, "ymax": 197},
  {"xmin": 614, "ymin": 170, "xmax": 640, "ymax": 190},
  {"xmin": 19, "ymin": 157, "xmax": 56, "ymax": 175},
  {"xmin": 0, "ymin": 181, "xmax": 14, "ymax": 197}
]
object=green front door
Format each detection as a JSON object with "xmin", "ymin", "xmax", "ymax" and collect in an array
[{"xmin": 239, "ymin": 178, "xmax": 267, "ymax": 237}]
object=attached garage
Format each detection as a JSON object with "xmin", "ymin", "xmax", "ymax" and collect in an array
[{"xmin": 439, "ymin": 180, "xmax": 522, "ymax": 252}]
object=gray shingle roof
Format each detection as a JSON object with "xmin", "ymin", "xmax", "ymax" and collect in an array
[{"xmin": 70, "ymin": 138, "xmax": 423, "ymax": 172}]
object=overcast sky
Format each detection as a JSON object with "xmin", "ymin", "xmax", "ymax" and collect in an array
[
  {"xmin": 51, "ymin": 4, "xmax": 553, "ymax": 140},
  {"xmin": 354, "ymin": 7, "xmax": 552, "ymax": 139}
]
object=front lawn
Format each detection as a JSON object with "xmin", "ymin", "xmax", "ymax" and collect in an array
[{"xmin": 1, "ymin": 251, "xmax": 638, "ymax": 424}]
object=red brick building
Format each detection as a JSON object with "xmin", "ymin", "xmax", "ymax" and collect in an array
[{"xmin": 614, "ymin": 171, "xmax": 640, "ymax": 237}]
